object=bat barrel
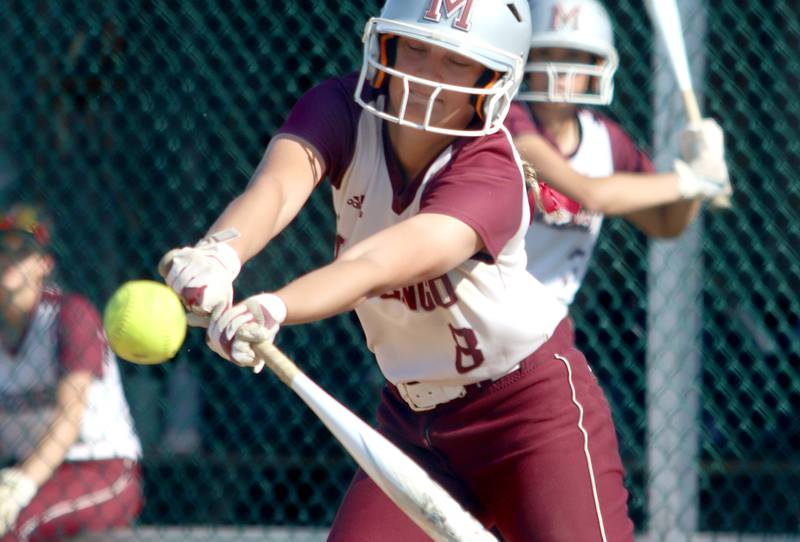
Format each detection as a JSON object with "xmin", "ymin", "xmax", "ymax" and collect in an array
[{"xmin": 252, "ymin": 342, "xmax": 498, "ymax": 541}]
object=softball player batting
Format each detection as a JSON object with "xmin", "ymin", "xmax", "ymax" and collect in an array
[
  {"xmin": 161, "ymin": 0, "xmax": 635, "ymax": 539},
  {"xmin": 508, "ymin": 0, "xmax": 731, "ymax": 307}
]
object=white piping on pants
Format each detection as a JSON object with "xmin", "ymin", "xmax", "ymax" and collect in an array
[
  {"xmin": 19, "ymin": 461, "xmax": 136, "ymax": 541},
  {"xmin": 555, "ymin": 353, "xmax": 608, "ymax": 542}
]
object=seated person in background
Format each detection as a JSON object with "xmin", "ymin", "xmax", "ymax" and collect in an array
[{"xmin": 0, "ymin": 204, "xmax": 143, "ymax": 542}]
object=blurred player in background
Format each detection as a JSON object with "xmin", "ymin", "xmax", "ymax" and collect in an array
[
  {"xmin": 0, "ymin": 205, "xmax": 142, "ymax": 541},
  {"xmin": 507, "ymin": 0, "xmax": 732, "ymax": 308},
  {"xmin": 160, "ymin": 0, "xmax": 635, "ymax": 540}
]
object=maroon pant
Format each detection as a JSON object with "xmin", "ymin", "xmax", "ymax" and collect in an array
[
  {"xmin": 1, "ymin": 458, "xmax": 142, "ymax": 542},
  {"xmin": 328, "ymin": 318, "xmax": 634, "ymax": 542}
]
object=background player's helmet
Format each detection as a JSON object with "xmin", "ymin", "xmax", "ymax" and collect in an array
[
  {"xmin": 518, "ymin": 0, "xmax": 619, "ymax": 105},
  {"xmin": 0, "ymin": 204, "xmax": 51, "ymax": 257},
  {"xmin": 355, "ymin": 0, "xmax": 532, "ymax": 137}
]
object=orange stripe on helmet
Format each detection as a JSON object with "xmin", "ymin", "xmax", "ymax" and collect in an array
[
  {"xmin": 474, "ymin": 70, "xmax": 501, "ymax": 120},
  {"xmin": 373, "ymin": 34, "xmax": 396, "ymax": 89}
]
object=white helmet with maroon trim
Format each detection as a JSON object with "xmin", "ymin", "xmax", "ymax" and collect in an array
[
  {"xmin": 518, "ymin": 0, "xmax": 619, "ymax": 105},
  {"xmin": 355, "ymin": 0, "xmax": 532, "ymax": 137}
]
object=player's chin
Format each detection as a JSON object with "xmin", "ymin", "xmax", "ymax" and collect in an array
[
  {"xmin": 538, "ymin": 100, "xmax": 576, "ymax": 113},
  {"xmin": 406, "ymin": 107, "xmax": 471, "ymax": 133}
]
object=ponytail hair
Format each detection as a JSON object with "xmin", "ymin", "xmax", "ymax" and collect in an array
[{"xmin": 521, "ymin": 159, "xmax": 544, "ymax": 215}]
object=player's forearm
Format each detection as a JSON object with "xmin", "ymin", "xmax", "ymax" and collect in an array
[
  {"xmin": 207, "ymin": 181, "xmax": 286, "ymax": 263},
  {"xmin": 657, "ymin": 197, "xmax": 703, "ymax": 237},
  {"xmin": 569, "ymin": 172, "xmax": 683, "ymax": 215},
  {"xmin": 276, "ymin": 257, "xmax": 400, "ymax": 324},
  {"xmin": 20, "ymin": 373, "xmax": 91, "ymax": 486},
  {"xmin": 207, "ymin": 138, "xmax": 320, "ymax": 264},
  {"xmin": 20, "ymin": 401, "xmax": 85, "ymax": 486},
  {"xmin": 275, "ymin": 214, "xmax": 477, "ymax": 324},
  {"xmin": 624, "ymin": 196, "xmax": 702, "ymax": 238},
  {"xmin": 516, "ymin": 135, "xmax": 685, "ymax": 214}
]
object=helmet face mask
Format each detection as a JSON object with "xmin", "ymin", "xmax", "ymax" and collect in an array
[
  {"xmin": 355, "ymin": 0, "xmax": 533, "ymax": 137},
  {"xmin": 521, "ymin": 46, "xmax": 618, "ymax": 105},
  {"xmin": 518, "ymin": 0, "xmax": 619, "ymax": 105}
]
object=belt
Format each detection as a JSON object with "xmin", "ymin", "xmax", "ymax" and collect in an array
[
  {"xmin": 396, "ymin": 362, "xmax": 521, "ymax": 412},
  {"xmin": 394, "ymin": 317, "xmax": 574, "ymax": 412}
]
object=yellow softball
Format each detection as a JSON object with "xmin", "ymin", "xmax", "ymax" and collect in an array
[{"xmin": 103, "ymin": 280, "xmax": 187, "ymax": 365}]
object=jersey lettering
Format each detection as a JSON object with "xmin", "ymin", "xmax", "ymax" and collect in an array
[
  {"xmin": 380, "ymin": 274, "xmax": 458, "ymax": 312},
  {"xmin": 423, "ymin": 0, "xmax": 475, "ymax": 32},
  {"xmin": 449, "ymin": 324, "xmax": 485, "ymax": 373}
]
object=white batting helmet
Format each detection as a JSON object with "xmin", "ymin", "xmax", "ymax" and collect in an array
[
  {"xmin": 518, "ymin": 0, "xmax": 619, "ymax": 105},
  {"xmin": 355, "ymin": 0, "xmax": 533, "ymax": 137}
]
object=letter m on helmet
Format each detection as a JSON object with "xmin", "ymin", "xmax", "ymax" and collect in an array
[
  {"xmin": 551, "ymin": 5, "xmax": 581, "ymax": 31},
  {"xmin": 423, "ymin": 0, "xmax": 475, "ymax": 32}
]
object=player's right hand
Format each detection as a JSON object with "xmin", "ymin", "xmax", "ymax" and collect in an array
[
  {"xmin": 674, "ymin": 155, "xmax": 731, "ymax": 200},
  {"xmin": 674, "ymin": 158, "xmax": 732, "ymax": 200},
  {"xmin": 158, "ymin": 229, "xmax": 242, "ymax": 327},
  {"xmin": 206, "ymin": 293, "xmax": 287, "ymax": 373}
]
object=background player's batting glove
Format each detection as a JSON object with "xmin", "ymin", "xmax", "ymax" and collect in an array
[
  {"xmin": 675, "ymin": 119, "xmax": 732, "ymax": 199},
  {"xmin": 675, "ymin": 118, "xmax": 733, "ymax": 200},
  {"xmin": 680, "ymin": 118, "xmax": 725, "ymax": 162},
  {"xmin": 674, "ymin": 156, "xmax": 732, "ymax": 200},
  {"xmin": 206, "ymin": 293, "xmax": 287, "ymax": 373},
  {"xmin": 0, "ymin": 468, "xmax": 37, "ymax": 536},
  {"xmin": 159, "ymin": 229, "xmax": 241, "ymax": 327}
]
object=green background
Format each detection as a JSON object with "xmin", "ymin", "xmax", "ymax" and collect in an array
[{"xmin": 0, "ymin": 0, "xmax": 797, "ymax": 535}]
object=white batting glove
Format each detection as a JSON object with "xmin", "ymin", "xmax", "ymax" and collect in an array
[
  {"xmin": 159, "ymin": 229, "xmax": 242, "ymax": 327},
  {"xmin": 680, "ymin": 118, "xmax": 725, "ymax": 162},
  {"xmin": 206, "ymin": 293, "xmax": 287, "ymax": 373},
  {"xmin": 0, "ymin": 468, "xmax": 37, "ymax": 536},
  {"xmin": 674, "ymin": 157, "xmax": 732, "ymax": 200},
  {"xmin": 675, "ymin": 119, "xmax": 732, "ymax": 200}
]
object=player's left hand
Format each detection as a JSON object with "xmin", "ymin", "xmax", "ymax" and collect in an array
[
  {"xmin": 0, "ymin": 468, "xmax": 37, "ymax": 536},
  {"xmin": 159, "ymin": 229, "xmax": 242, "ymax": 327},
  {"xmin": 206, "ymin": 293, "xmax": 287, "ymax": 373}
]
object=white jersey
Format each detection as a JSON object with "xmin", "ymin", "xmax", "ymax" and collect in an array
[
  {"xmin": 505, "ymin": 103, "xmax": 655, "ymax": 305},
  {"xmin": 292, "ymin": 80, "xmax": 568, "ymax": 386},
  {"xmin": 525, "ymin": 110, "xmax": 611, "ymax": 305},
  {"xmin": 0, "ymin": 288, "xmax": 141, "ymax": 462}
]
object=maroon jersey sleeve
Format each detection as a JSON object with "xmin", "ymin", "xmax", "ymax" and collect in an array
[
  {"xmin": 275, "ymin": 73, "xmax": 362, "ymax": 188},
  {"xmin": 419, "ymin": 132, "xmax": 524, "ymax": 260},
  {"xmin": 57, "ymin": 294, "xmax": 105, "ymax": 378},
  {"xmin": 600, "ymin": 114, "xmax": 656, "ymax": 174},
  {"xmin": 503, "ymin": 101, "xmax": 540, "ymax": 137}
]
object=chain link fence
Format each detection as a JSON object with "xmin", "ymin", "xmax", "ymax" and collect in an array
[{"xmin": 0, "ymin": 0, "xmax": 797, "ymax": 539}]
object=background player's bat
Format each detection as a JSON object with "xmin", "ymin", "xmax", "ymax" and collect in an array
[
  {"xmin": 643, "ymin": 0, "xmax": 731, "ymax": 209},
  {"xmin": 252, "ymin": 341, "xmax": 497, "ymax": 542}
]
